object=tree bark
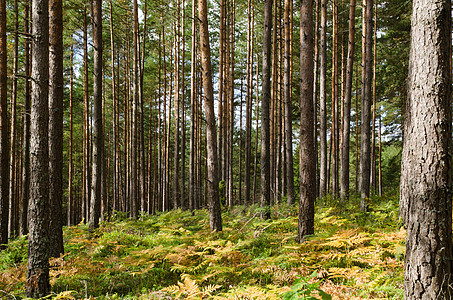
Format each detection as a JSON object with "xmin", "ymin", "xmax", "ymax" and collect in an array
[
  {"xmin": 89, "ymin": 0, "xmax": 103, "ymax": 231},
  {"xmin": 318, "ymin": 0, "xmax": 327, "ymax": 198},
  {"xmin": 48, "ymin": 0, "xmax": 64, "ymax": 257},
  {"xmin": 298, "ymin": 0, "xmax": 315, "ymax": 242},
  {"xmin": 0, "ymin": 0, "xmax": 9, "ymax": 247},
  {"xmin": 340, "ymin": 0, "xmax": 356, "ymax": 200},
  {"xmin": 198, "ymin": 0, "xmax": 222, "ymax": 231},
  {"xmin": 20, "ymin": 0, "xmax": 31, "ymax": 235},
  {"xmin": 401, "ymin": 0, "xmax": 453, "ymax": 297},
  {"xmin": 26, "ymin": 0, "xmax": 50, "ymax": 294},
  {"xmin": 283, "ymin": 0, "xmax": 294, "ymax": 205},
  {"xmin": 260, "ymin": 0, "xmax": 273, "ymax": 220},
  {"xmin": 359, "ymin": 0, "xmax": 373, "ymax": 210},
  {"xmin": 244, "ymin": 0, "xmax": 253, "ymax": 207}
]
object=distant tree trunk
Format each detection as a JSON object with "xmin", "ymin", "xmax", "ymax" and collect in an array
[
  {"xmin": 0, "ymin": 0, "xmax": 9, "ymax": 246},
  {"xmin": 370, "ymin": 0, "xmax": 377, "ymax": 193},
  {"xmin": 252, "ymin": 50, "xmax": 260, "ymax": 204},
  {"xmin": 20, "ymin": 0, "xmax": 31, "ymax": 235},
  {"xmin": 298, "ymin": 0, "xmax": 315, "ymax": 242},
  {"xmin": 130, "ymin": 0, "xmax": 139, "ymax": 218},
  {"xmin": 139, "ymin": 0, "xmax": 147, "ymax": 214},
  {"xmin": 359, "ymin": 0, "xmax": 373, "ymax": 210},
  {"xmin": 283, "ymin": 0, "xmax": 294, "ymax": 205},
  {"xmin": 354, "ymin": 62, "xmax": 359, "ymax": 193},
  {"xmin": 244, "ymin": 0, "xmax": 253, "ymax": 207},
  {"xmin": 401, "ymin": 0, "xmax": 453, "ymax": 297},
  {"xmin": 68, "ymin": 43, "xmax": 74, "ymax": 226},
  {"xmin": 189, "ymin": 0, "xmax": 197, "ymax": 212},
  {"xmin": 340, "ymin": 0, "xmax": 356, "ymax": 200},
  {"xmin": 378, "ymin": 112, "xmax": 382, "ymax": 196},
  {"xmin": 180, "ymin": 0, "xmax": 186, "ymax": 210},
  {"xmin": 313, "ymin": 0, "xmax": 319, "ymax": 199},
  {"xmin": 173, "ymin": 1, "xmax": 181, "ymax": 210},
  {"xmin": 82, "ymin": 6, "xmax": 90, "ymax": 223},
  {"xmin": 26, "ymin": 0, "xmax": 50, "ymax": 294},
  {"xmin": 89, "ymin": 0, "xmax": 103, "ymax": 231},
  {"xmin": 49, "ymin": 0, "xmax": 64, "ymax": 257},
  {"xmin": 318, "ymin": 0, "xmax": 327, "ymax": 198},
  {"xmin": 198, "ymin": 0, "xmax": 222, "ymax": 231},
  {"xmin": 260, "ymin": 0, "xmax": 273, "ymax": 219},
  {"xmin": 8, "ymin": 0, "xmax": 18, "ymax": 238}
]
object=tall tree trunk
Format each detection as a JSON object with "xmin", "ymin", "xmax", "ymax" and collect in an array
[
  {"xmin": 260, "ymin": 0, "xmax": 273, "ymax": 219},
  {"xmin": 313, "ymin": 0, "xmax": 319, "ymax": 199},
  {"xmin": 189, "ymin": 0, "xmax": 197, "ymax": 212},
  {"xmin": 20, "ymin": 0, "xmax": 31, "ymax": 235},
  {"xmin": 318, "ymin": 0, "xmax": 327, "ymax": 198},
  {"xmin": 370, "ymin": 0, "xmax": 377, "ymax": 193},
  {"xmin": 8, "ymin": 0, "xmax": 18, "ymax": 238},
  {"xmin": 139, "ymin": 0, "xmax": 147, "ymax": 214},
  {"xmin": 198, "ymin": 0, "xmax": 222, "ymax": 231},
  {"xmin": 49, "ymin": 0, "xmax": 64, "ymax": 257},
  {"xmin": 331, "ymin": 0, "xmax": 339, "ymax": 198},
  {"xmin": 0, "ymin": 0, "xmax": 9, "ymax": 246},
  {"xmin": 401, "ymin": 0, "xmax": 453, "ymax": 297},
  {"xmin": 298, "ymin": 0, "xmax": 315, "ymax": 242},
  {"xmin": 283, "ymin": 0, "xmax": 294, "ymax": 205},
  {"xmin": 173, "ymin": 2, "xmax": 181, "ymax": 210},
  {"xmin": 244, "ymin": 0, "xmax": 253, "ymax": 207},
  {"xmin": 26, "ymin": 0, "xmax": 50, "ymax": 294},
  {"xmin": 89, "ymin": 0, "xmax": 103, "ymax": 231},
  {"xmin": 180, "ymin": 0, "xmax": 186, "ymax": 210},
  {"xmin": 130, "ymin": 0, "xmax": 139, "ymax": 218},
  {"xmin": 340, "ymin": 0, "xmax": 356, "ymax": 200},
  {"xmin": 359, "ymin": 0, "xmax": 373, "ymax": 210},
  {"xmin": 68, "ymin": 43, "xmax": 74, "ymax": 226},
  {"xmin": 83, "ymin": 6, "xmax": 90, "ymax": 223}
]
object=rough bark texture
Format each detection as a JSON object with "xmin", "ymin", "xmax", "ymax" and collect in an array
[
  {"xmin": 340, "ymin": 0, "xmax": 356, "ymax": 200},
  {"xmin": 89, "ymin": 0, "xmax": 103, "ymax": 232},
  {"xmin": 401, "ymin": 0, "xmax": 453, "ymax": 298},
  {"xmin": 27, "ymin": 0, "xmax": 50, "ymax": 295},
  {"xmin": 244, "ymin": 0, "xmax": 253, "ymax": 207},
  {"xmin": 198, "ymin": 0, "xmax": 222, "ymax": 231},
  {"xmin": 260, "ymin": 0, "xmax": 272, "ymax": 220},
  {"xmin": 0, "ymin": 0, "xmax": 8, "ymax": 247},
  {"xmin": 318, "ymin": 0, "xmax": 327, "ymax": 198},
  {"xmin": 298, "ymin": 0, "xmax": 315, "ymax": 242},
  {"xmin": 359, "ymin": 0, "xmax": 373, "ymax": 210},
  {"xmin": 48, "ymin": 0, "xmax": 64, "ymax": 257},
  {"xmin": 283, "ymin": 0, "xmax": 294, "ymax": 205}
]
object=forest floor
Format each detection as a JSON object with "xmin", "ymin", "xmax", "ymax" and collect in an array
[{"xmin": 0, "ymin": 195, "xmax": 404, "ymax": 299}]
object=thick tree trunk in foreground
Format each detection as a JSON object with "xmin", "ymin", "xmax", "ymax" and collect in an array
[
  {"xmin": 260, "ymin": 0, "xmax": 272, "ymax": 220},
  {"xmin": 198, "ymin": 0, "xmax": 222, "ymax": 231},
  {"xmin": 401, "ymin": 0, "xmax": 453, "ymax": 298},
  {"xmin": 49, "ymin": 0, "xmax": 64, "ymax": 257},
  {"xmin": 0, "ymin": 0, "xmax": 9, "ymax": 246},
  {"xmin": 27, "ymin": 0, "xmax": 50, "ymax": 295},
  {"xmin": 298, "ymin": 0, "xmax": 315, "ymax": 242},
  {"xmin": 89, "ymin": 0, "xmax": 103, "ymax": 231}
]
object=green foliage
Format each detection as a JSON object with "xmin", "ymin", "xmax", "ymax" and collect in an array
[
  {"xmin": 1, "ymin": 195, "xmax": 405, "ymax": 299},
  {"xmin": 282, "ymin": 271, "xmax": 331, "ymax": 300}
]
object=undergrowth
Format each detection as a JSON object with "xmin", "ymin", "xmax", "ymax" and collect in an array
[{"xmin": 0, "ymin": 193, "xmax": 404, "ymax": 299}]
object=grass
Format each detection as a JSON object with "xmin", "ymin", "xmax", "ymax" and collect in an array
[{"xmin": 0, "ymin": 193, "xmax": 404, "ymax": 299}]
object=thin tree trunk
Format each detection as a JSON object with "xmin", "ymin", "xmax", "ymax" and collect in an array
[
  {"xmin": 198, "ymin": 0, "xmax": 222, "ymax": 231},
  {"xmin": 319, "ymin": 0, "xmax": 327, "ymax": 198},
  {"xmin": 283, "ymin": 0, "xmax": 294, "ymax": 205},
  {"xmin": 26, "ymin": 0, "xmax": 50, "ymax": 294},
  {"xmin": 83, "ymin": 6, "xmax": 90, "ymax": 223},
  {"xmin": 20, "ymin": 0, "xmax": 31, "ymax": 235},
  {"xmin": 139, "ymin": 0, "xmax": 147, "ymax": 214},
  {"xmin": 0, "ymin": 0, "xmax": 9, "ymax": 246},
  {"xmin": 298, "ymin": 0, "xmax": 315, "ymax": 242},
  {"xmin": 340, "ymin": 0, "xmax": 356, "ymax": 200},
  {"xmin": 49, "ymin": 0, "xmax": 64, "ymax": 257},
  {"xmin": 173, "ymin": 3, "xmax": 181, "ymax": 210},
  {"xmin": 68, "ymin": 43, "xmax": 74, "ymax": 226},
  {"xmin": 359, "ymin": 0, "xmax": 373, "ymax": 210},
  {"xmin": 89, "ymin": 0, "xmax": 103, "ymax": 231},
  {"xmin": 260, "ymin": 0, "xmax": 273, "ymax": 219},
  {"xmin": 245, "ymin": 0, "xmax": 253, "ymax": 207},
  {"xmin": 189, "ymin": 0, "xmax": 197, "ymax": 212},
  {"xmin": 8, "ymin": 0, "xmax": 18, "ymax": 238}
]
